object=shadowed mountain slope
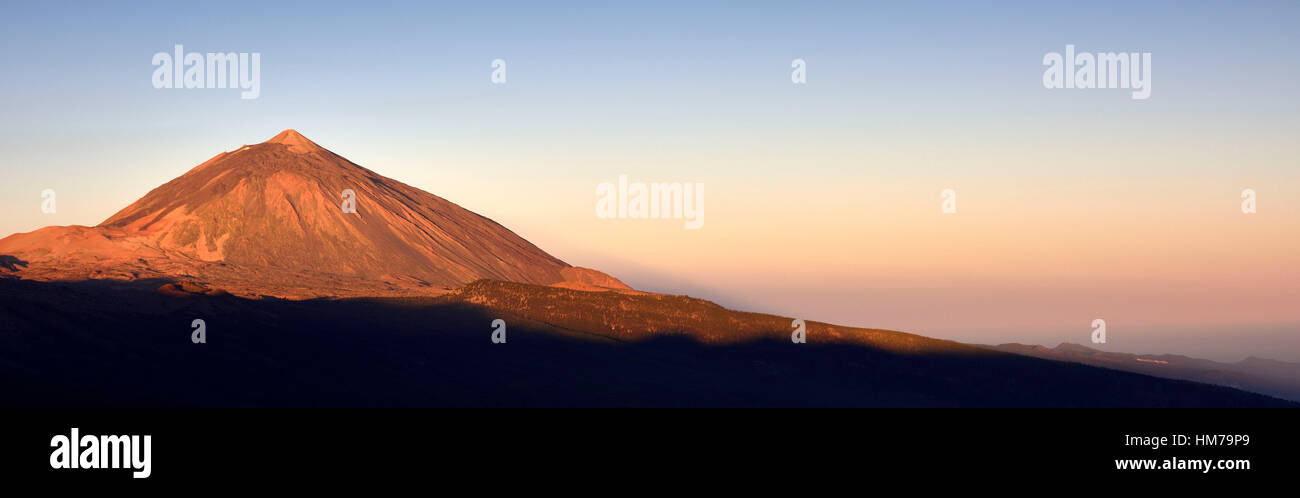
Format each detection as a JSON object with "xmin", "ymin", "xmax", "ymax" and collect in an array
[{"xmin": 0, "ymin": 278, "xmax": 1291, "ymax": 407}]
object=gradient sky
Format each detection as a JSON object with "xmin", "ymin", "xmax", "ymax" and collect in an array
[{"xmin": 2, "ymin": 1, "xmax": 1297, "ymax": 361}]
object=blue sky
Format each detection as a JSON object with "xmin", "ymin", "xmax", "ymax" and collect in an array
[{"xmin": 4, "ymin": 1, "xmax": 1295, "ymax": 153}]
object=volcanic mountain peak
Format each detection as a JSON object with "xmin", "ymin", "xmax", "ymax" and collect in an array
[
  {"xmin": 265, "ymin": 128, "xmax": 324, "ymax": 154},
  {"xmin": 0, "ymin": 130, "xmax": 629, "ymax": 298}
]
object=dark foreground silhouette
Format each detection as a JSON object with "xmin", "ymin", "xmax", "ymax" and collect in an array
[{"xmin": 0, "ymin": 278, "xmax": 1292, "ymax": 407}]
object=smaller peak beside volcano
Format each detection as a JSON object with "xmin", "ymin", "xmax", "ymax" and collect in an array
[{"xmin": 264, "ymin": 129, "xmax": 324, "ymax": 154}]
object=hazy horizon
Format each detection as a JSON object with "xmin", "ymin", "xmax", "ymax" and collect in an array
[{"xmin": 2, "ymin": 1, "xmax": 1297, "ymax": 362}]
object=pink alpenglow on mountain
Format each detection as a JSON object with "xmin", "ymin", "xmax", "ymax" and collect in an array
[{"xmin": 0, "ymin": 130, "xmax": 629, "ymax": 298}]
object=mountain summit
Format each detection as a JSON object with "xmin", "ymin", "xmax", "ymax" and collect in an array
[
  {"xmin": 264, "ymin": 128, "xmax": 325, "ymax": 154},
  {"xmin": 0, "ymin": 130, "xmax": 627, "ymax": 298}
]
